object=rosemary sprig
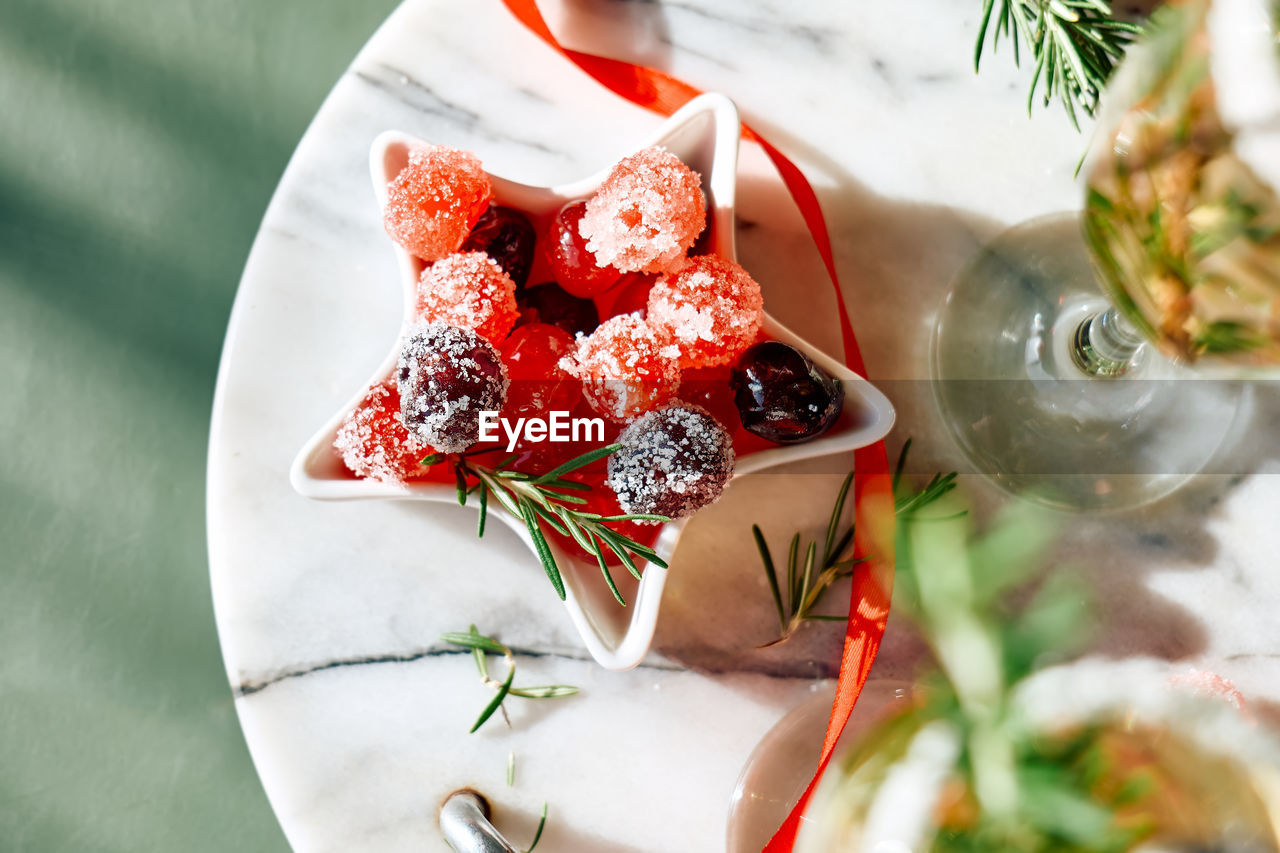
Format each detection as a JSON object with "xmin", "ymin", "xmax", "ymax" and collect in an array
[
  {"xmin": 524, "ymin": 803, "xmax": 548, "ymax": 853},
  {"xmin": 441, "ymin": 625, "xmax": 579, "ymax": 733},
  {"xmin": 754, "ymin": 441, "xmax": 958, "ymax": 647},
  {"xmin": 974, "ymin": 0, "xmax": 1141, "ymax": 129},
  {"xmin": 422, "ymin": 445, "xmax": 670, "ymax": 606}
]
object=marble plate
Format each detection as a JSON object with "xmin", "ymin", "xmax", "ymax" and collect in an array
[
  {"xmin": 207, "ymin": 1, "xmax": 937, "ymax": 849},
  {"xmin": 289, "ymin": 92, "xmax": 894, "ymax": 671}
]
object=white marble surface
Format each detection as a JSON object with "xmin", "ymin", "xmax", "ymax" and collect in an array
[{"xmin": 207, "ymin": 1, "xmax": 1280, "ymax": 851}]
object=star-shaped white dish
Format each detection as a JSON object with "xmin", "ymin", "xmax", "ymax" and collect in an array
[{"xmin": 289, "ymin": 93, "xmax": 895, "ymax": 670}]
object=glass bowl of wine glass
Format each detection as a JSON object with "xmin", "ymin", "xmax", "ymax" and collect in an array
[{"xmin": 933, "ymin": 0, "xmax": 1279, "ymax": 511}]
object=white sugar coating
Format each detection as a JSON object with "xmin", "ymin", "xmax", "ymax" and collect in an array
[
  {"xmin": 558, "ymin": 313, "xmax": 681, "ymax": 420},
  {"xmin": 396, "ymin": 322, "xmax": 508, "ymax": 454},
  {"xmin": 606, "ymin": 404, "xmax": 735, "ymax": 519},
  {"xmin": 415, "ymin": 252, "xmax": 519, "ymax": 345},
  {"xmin": 333, "ymin": 382, "xmax": 427, "ymax": 484},
  {"xmin": 647, "ymin": 254, "xmax": 764, "ymax": 368},
  {"xmin": 579, "ymin": 147, "xmax": 706, "ymax": 274},
  {"xmin": 383, "ymin": 144, "xmax": 491, "ymax": 261}
]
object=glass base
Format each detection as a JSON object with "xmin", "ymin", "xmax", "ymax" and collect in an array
[
  {"xmin": 932, "ymin": 214, "xmax": 1243, "ymax": 512},
  {"xmin": 725, "ymin": 681, "xmax": 909, "ymax": 853}
]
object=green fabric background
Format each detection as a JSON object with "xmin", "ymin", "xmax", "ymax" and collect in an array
[{"xmin": 0, "ymin": 1, "xmax": 397, "ymax": 848}]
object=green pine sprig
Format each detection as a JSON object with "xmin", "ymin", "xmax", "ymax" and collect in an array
[
  {"xmin": 422, "ymin": 445, "xmax": 670, "ymax": 606},
  {"xmin": 753, "ymin": 440, "xmax": 958, "ymax": 647},
  {"xmin": 975, "ymin": 0, "xmax": 1141, "ymax": 129},
  {"xmin": 440, "ymin": 625, "xmax": 579, "ymax": 733}
]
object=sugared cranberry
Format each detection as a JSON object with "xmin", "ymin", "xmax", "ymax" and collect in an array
[
  {"xmin": 333, "ymin": 381, "xmax": 429, "ymax": 484},
  {"xmin": 383, "ymin": 145, "xmax": 490, "ymax": 261},
  {"xmin": 579, "ymin": 147, "xmax": 706, "ymax": 274},
  {"xmin": 397, "ymin": 322, "xmax": 508, "ymax": 454},
  {"xmin": 560, "ymin": 314, "xmax": 681, "ymax": 421},
  {"xmin": 462, "ymin": 205, "xmax": 537, "ymax": 287},
  {"xmin": 647, "ymin": 254, "xmax": 763, "ymax": 369},
  {"xmin": 516, "ymin": 281, "xmax": 599, "ymax": 337},
  {"xmin": 546, "ymin": 201, "xmax": 622, "ymax": 297},
  {"xmin": 500, "ymin": 323, "xmax": 579, "ymax": 417},
  {"xmin": 730, "ymin": 341, "xmax": 844, "ymax": 444},
  {"xmin": 606, "ymin": 405, "xmax": 735, "ymax": 519}
]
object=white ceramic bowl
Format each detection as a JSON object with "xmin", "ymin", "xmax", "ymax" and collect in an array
[{"xmin": 289, "ymin": 93, "xmax": 895, "ymax": 670}]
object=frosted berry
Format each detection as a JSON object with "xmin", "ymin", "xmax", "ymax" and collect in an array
[
  {"xmin": 383, "ymin": 145, "xmax": 491, "ymax": 261},
  {"xmin": 546, "ymin": 201, "xmax": 622, "ymax": 298},
  {"xmin": 730, "ymin": 341, "xmax": 844, "ymax": 444},
  {"xmin": 560, "ymin": 314, "xmax": 682, "ymax": 421},
  {"xmin": 461, "ymin": 205, "xmax": 536, "ymax": 287},
  {"xmin": 333, "ymin": 381, "xmax": 429, "ymax": 484},
  {"xmin": 516, "ymin": 281, "xmax": 599, "ymax": 336},
  {"xmin": 500, "ymin": 323, "xmax": 579, "ymax": 417},
  {"xmin": 397, "ymin": 322, "xmax": 508, "ymax": 454},
  {"xmin": 606, "ymin": 405, "xmax": 734, "ymax": 519},
  {"xmin": 647, "ymin": 254, "xmax": 764, "ymax": 368},
  {"xmin": 580, "ymin": 147, "xmax": 706, "ymax": 274},
  {"xmin": 414, "ymin": 252, "xmax": 519, "ymax": 346}
]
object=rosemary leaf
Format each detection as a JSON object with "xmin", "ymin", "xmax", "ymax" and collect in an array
[
  {"xmin": 591, "ymin": 532, "xmax": 627, "ymax": 606},
  {"xmin": 506, "ymin": 751, "xmax": 515, "ymax": 787},
  {"xmin": 454, "ymin": 464, "xmax": 468, "ymax": 507},
  {"xmin": 471, "ymin": 663, "xmax": 515, "ymax": 733},
  {"xmin": 823, "ymin": 472, "xmax": 855, "ymax": 563},
  {"xmin": 753, "ymin": 524, "xmax": 786, "ymax": 630},
  {"xmin": 508, "ymin": 685, "xmax": 580, "ymax": 699},
  {"xmin": 596, "ymin": 528, "xmax": 642, "ymax": 581},
  {"xmin": 441, "ymin": 632, "xmax": 509, "ymax": 655},
  {"xmin": 524, "ymin": 803, "xmax": 548, "ymax": 853},
  {"xmin": 477, "ymin": 485, "xmax": 488, "ymax": 538},
  {"xmin": 542, "ymin": 478, "xmax": 592, "ymax": 491},
  {"xmin": 519, "ymin": 503, "xmax": 565, "ymax": 600},
  {"xmin": 786, "ymin": 533, "xmax": 800, "ymax": 614},
  {"xmin": 799, "ymin": 541, "xmax": 817, "ymax": 614}
]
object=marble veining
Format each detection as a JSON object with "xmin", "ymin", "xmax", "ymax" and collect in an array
[{"xmin": 208, "ymin": 0, "xmax": 1280, "ymax": 850}]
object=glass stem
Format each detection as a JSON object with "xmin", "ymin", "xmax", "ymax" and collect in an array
[{"xmin": 1069, "ymin": 307, "xmax": 1147, "ymax": 377}]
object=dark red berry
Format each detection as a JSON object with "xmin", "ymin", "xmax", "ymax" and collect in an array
[
  {"xmin": 461, "ymin": 205, "xmax": 537, "ymax": 287},
  {"xmin": 516, "ymin": 281, "xmax": 599, "ymax": 336},
  {"xmin": 606, "ymin": 405, "xmax": 735, "ymax": 519},
  {"xmin": 397, "ymin": 322, "xmax": 508, "ymax": 454},
  {"xmin": 545, "ymin": 201, "xmax": 622, "ymax": 297},
  {"xmin": 729, "ymin": 342, "xmax": 844, "ymax": 444}
]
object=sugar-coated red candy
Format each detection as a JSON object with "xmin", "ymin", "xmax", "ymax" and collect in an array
[
  {"xmin": 647, "ymin": 254, "xmax": 764, "ymax": 368},
  {"xmin": 559, "ymin": 314, "xmax": 681, "ymax": 420},
  {"xmin": 500, "ymin": 322, "xmax": 579, "ymax": 417},
  {"xmin": 415, "ymin": 252, "xmax": 519, "ymax": 346},
  {"xmin": 546, "ymin": 201, "xmax": 622, "ymax": 298},
  {"xmin": 334, "ymin": 381, "xmax": 430, "ymax": 484},
  {"xmin": 383, "ymin": 145, "xmax": 491, "ymax": 261},
  {"xmin": 580, "ymin": 147, "xmax": 706, "ymax": 274}
]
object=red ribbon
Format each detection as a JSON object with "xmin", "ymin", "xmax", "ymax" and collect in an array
[{"xmin": 498, "ymin": 2, "xmax": 895, "ymax": 848}]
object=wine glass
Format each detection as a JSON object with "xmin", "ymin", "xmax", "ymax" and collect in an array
[
  {"xmin": 933, "ymin": 0, "xmax": 1280, "ymax": 511},
  {"xmin": 792, "ymin": 661, "xmax": 1280, "ymax": 852}
]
